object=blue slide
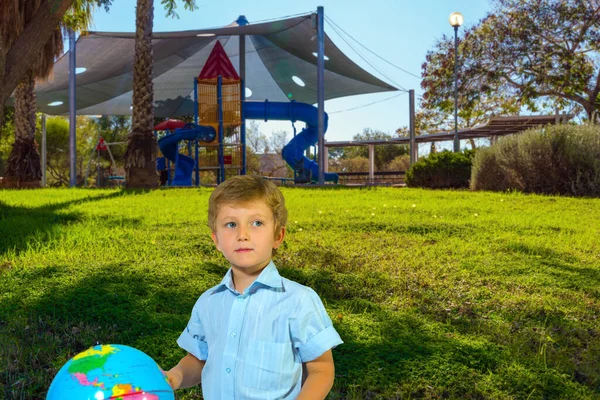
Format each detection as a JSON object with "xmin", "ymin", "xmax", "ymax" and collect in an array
[
  {"xmin": 244, "ymin": 101, "xmax": 339, "ymax": 183},
  {"xmin": 158, "ymin": 123, "xmax": 216, "ymax": 186}
]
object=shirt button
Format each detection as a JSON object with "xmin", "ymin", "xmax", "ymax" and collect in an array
[
  {"xmin": 226, "ymin": 368, "xmax": 231, "ymax": 374},
  {"xmin": 231, "ymin": 331, "xmax": 237, "ymax": 337},
  {"xmin": 237, "ymin": 296, "xmax": 244, "ymax": 302}
]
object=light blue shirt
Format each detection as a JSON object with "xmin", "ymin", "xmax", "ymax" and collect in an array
[{"xmin": 177, "ymin": 261, "xmax": 343, "ymax": 400}]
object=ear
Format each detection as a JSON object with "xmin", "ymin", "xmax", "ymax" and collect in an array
[
  {"xmin": 273, "ymin": 226, "xmax": 286, "ymax": 249},
  {"xmin": 211, "ymin": 231, "xmax": 221, "ymax": 252}
]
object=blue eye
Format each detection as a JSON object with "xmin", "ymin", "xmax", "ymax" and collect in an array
[
  {"xmin": 225, "ymin": 222, "xmax": 236, "ymax": 228},
  {"xmin": 251, "ymin": 221, "xmax": 263, "ymax": 227}
]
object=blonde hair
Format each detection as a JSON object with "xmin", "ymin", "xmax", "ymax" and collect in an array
[{"xmin": 208, "ymin": 175, "xmax": 288, "ymax": 235}]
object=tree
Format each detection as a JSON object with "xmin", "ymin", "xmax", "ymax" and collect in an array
[
  {"xmin": 2, "ymin": 1, "xmax": 96, "ymax": 187},
  {"xmin": 0, "ymin": 1, "xmax": 114, "ymax": 128},
  {"xmin": 124, "ymin": 0, "xmax": 197, "ymax": 188},
  {"xmin": 246, "ymin": 120, "xmax": 268, "ymax": 154},
  {"xmin": 421, "ymin": 0, "xmax": 600, "ymax": 125},
  {"xmin": 269, "ymin": 130, "xmax": 289, "ymax": 155}
]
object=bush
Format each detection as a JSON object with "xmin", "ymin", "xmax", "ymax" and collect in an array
[
  {"xmin": 470, "ymin": 124, "xmax": 600, "ymax": 197},
  {"xmin": 405, "ymin": 150, "xmax": 475, "ymax": 189},
  {"xmin": 330, "ymin": 156, "xmax": 370, "ymax": 173},
  {"xmin": 385, "ymin": 154, "xmax": 411, "ymax": 172}
]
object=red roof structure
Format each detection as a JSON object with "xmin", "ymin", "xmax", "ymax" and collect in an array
[
  {"xmin": 154, "ymin": 119, "xmax": 186, "ymax": 131},
  {"xmin": 198, "ymin": 41, "xmax": 240, "ymax": 80}
]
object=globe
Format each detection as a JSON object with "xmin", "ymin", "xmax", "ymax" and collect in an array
[{"xmin": 47, "ymin": 344, "xmax": 174, "ymax": 400}]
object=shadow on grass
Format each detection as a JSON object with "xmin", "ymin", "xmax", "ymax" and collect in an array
[
  {"xmin": 0, "ymin": 190, "xmax": 153, "ymax": 259},
  {"xmin": 503, "ymin": 242, "xmax": 600, "ymax": 292},
  {"xmin": 327, "ymin": 220, "xmax": 474, "ymax": 238},
  {"xmin": 0, "ymin": 259, "xmax": 224, "ymax": 399}
]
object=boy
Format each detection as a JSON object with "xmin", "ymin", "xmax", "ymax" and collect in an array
[{"xmin": 165, "ymin": 175, "xmax": 343, "ymax": 399}]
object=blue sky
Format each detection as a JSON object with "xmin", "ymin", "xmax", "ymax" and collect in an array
[{"xmin": 90, "ymin": 0, "xmax": 491, "ymax": 147}]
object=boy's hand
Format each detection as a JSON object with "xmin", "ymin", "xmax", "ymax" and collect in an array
[{"xmin": 164, "ymin": 368, "xmax": 183, "ymax": 390}]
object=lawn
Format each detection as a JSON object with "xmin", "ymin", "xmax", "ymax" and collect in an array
[{"xmin": 0, "ymin": 187, "xmax": 599, "ymax": 399}]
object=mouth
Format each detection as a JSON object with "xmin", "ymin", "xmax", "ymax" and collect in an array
[{"xmin": 235, "ymin": 248, "xmax": 253, "ymax": 253}]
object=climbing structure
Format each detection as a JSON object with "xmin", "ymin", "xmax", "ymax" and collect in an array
[{"xmin": 196, "ymin": 41, "xmax": 243, "ymax": 183}]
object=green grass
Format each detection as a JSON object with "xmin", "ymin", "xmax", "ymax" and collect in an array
[{"xmin": 1, "ymin": 187, "xmax": 599, "ymax": 399}]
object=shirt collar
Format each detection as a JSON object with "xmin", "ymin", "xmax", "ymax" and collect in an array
[{"xmin": 212, "ymin": 260, "xmax": 284, "ymax": 295}]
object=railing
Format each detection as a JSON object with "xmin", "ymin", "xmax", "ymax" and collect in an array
[
  {"xmin": 262, "ymin": 176, "xmax": 295, "ymax": 186},
  {"xmin": 334, "ymin": 170, "xmax": 406, "ymax": 185}
]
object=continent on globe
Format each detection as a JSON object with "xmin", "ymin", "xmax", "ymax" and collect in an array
[{"xmin": 47, "ymin": 344, "xmax": 174, "ymax": 400}]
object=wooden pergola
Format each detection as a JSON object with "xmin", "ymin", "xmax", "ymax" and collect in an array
[{"xmin": 323, "ymin": 114, "xmax": 574, "ymax": 183}]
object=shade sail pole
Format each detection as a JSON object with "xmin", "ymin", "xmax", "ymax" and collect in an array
[
  {"xmin": 238, "ymin": 16, "xmax": 248, "ymax": 175},
  {"xmin": 69, "ymin": 29, "xmax": 77, "ymax": 187},
  {"xmin": 409, "ymin": 89, "xmax": 416, "ymax": 165},
  {"xmin": 41, "ymin": 114, "xmax": 47, "ymax": 187},
  {"xmin": 317, "ymin": 6, "xmax": 325, "ymax": 185}
]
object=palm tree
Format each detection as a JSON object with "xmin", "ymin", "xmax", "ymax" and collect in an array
[
  {"xmin": 2, "ymin": 1, "xmax": 93, "ymax": 187},
  {"xmin": 125, "ymin": 0, "xmax": 197, "ymax": 188},
  {"xmin": 124, "ymin": 0, "xmax": 157, "ymax": 188}
]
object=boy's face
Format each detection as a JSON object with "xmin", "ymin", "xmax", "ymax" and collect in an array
[{"xmin": 211, "ymin": 200, "xmax": 285, "ymax": 276}]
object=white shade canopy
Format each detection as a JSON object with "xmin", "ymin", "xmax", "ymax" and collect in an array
[{"xmin": 28, "ymin": 14, "xmax": 398, "ymax": 118}]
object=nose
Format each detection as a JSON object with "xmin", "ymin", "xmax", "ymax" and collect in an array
[{"xmin": 237, "ymin": 225, "xmax": 249, "ymax": 241}]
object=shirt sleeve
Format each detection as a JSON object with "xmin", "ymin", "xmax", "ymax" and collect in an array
[
  {"xmin": 290, "ymin": 288, "xmax": 343, "ymax": 362},
  {"xmin": 177, "ymin": 299, "xmax": 209, "ymax": 361}
]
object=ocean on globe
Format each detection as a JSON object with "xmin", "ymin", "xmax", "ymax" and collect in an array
[{"xmin": 47, "ymin": 344, "xmax": 174, "ymax": 400}]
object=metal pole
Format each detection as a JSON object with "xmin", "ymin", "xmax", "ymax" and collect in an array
[
  {"xmin": 453, "ymin": 25, "xmax": 459, "ymax": 152},
  {"xmin": 409, "ymin": 90, "xmax": 415, "ymax": 165},
  {"xmin": 41, "ymin": 114, "xmax": 47, "ymax": 187},
  {"xmin": 368, "ymin": 144, "xmax": 375, "ymax": 184},
  {"xmin": 239, "ymin": 21, "xmax": 247, "ymax": 175},
  {"xmin": 240, "ymin": 60, "xmax": 247, "ymax": 175},
  {"xmin": 217, "ymin": 75, "xmax": 225, "ymax": 184},
  {"xmin": 69, "ymin": 29, "xmax": 77, "ymax": 187},
  {"xmin": 194, "ymin": 77, "xmax": 200, "ymax": 185},
  {"xmin": 195, "ymin": 141, "xmax": 200, "ymax": 186},
  {"xmin": 317, "ymin": 6, "xmax": 325, "ymax": 184}
]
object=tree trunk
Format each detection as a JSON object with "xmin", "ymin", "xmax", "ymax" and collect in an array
[
  {"xmin": 468, "ymin": 138, "xmax": 477, "ymax": 149},
  {"xmin": 0, "ymin": 0, "xmax": 75, "ymax": 127},
  {"xmin": 3, "ymin": 72, "xmax": 41, "ymax": 188},
  {"xmin": 124, "ymin": 0, "xmax": 158, "ymax": 188},
  {"xmin": 0, "ymin": 47, "xmax": 6, "ymax": 134}
]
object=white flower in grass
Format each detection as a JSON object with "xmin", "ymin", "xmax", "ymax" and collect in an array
[
  {"xmin": 474, "ymin": 213, "xmax": 479, "ymax": 217},
  {"xmin": 371, "ymin": 213, "xmax": 375, "ymax": 216},
  {"xmin": 294, "ymin": 221, "xmax": 298, "ymax": 224},
  {"xmin": 433, "ymin": 215, "xmax": 438, "ymax": 218},
  {"xmin": 298, "ymin": 228, "xmax": 303, "ymax": 232},
  {"xmin": 412, "ymin": 204, "xmax": 416, "ymax": 208},
  {"xmin": 345, "ymin": 210, "xmax": 349, "ymax": 213},
  {"xmin": 318, "ymin": 210, "xmax": 322, "ymax": 214}
]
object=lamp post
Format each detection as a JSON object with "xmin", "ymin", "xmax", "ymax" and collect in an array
[{"xmin": 449, "ymin": 11, "xmax": 463, "ymax": 152}]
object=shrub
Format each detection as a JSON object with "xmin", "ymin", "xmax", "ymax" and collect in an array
[
  {"xmin": 470, "ymin": 124, "xmax": 600, "ymax": 197},
  {"xmin": 330, "ymin": 156, "xmax": 370, "ymax": 173},
  {"xmin": 468, "ymin": 146, "xmax": 511, "ymax": 192},
  {"xmin": 406, "ymin": 150, "xmax": 475, "ymax": 189},
  {"xmin": 385, "ymin": 154, "xmax": 411, "ymax": 172}
]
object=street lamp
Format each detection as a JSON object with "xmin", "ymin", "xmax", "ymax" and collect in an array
[{"xmin": 449, "ymin": 11, "xmax": 463, "ymax": 152}]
